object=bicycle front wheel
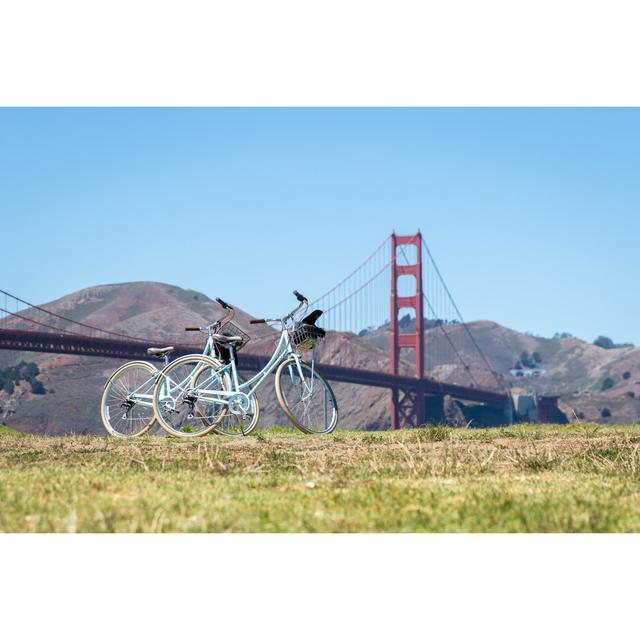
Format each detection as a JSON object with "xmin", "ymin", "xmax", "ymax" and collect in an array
[
  {"xmin": 101, "ymin": 361, "xmax": 157, "ymax": 438},
  {"xmin": 153, "ymin": 355, "xmax": 229, "ymax": 438},
  {"xmin": 275, "ymin": 358, "xmax": 338, "ymax": 434}
]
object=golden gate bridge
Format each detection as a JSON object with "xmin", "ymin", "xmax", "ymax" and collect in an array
[{"xmin": 0, "ymin": 232, "xmax": 563, "ymax": 427}]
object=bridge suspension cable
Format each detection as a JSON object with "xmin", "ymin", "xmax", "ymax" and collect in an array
[
  {"xmin": 307, "ymin": 232, "xmax": 506, "ymax": 394},
  {"xmin": 0, "ymin": 306, "xmax": 88, "ymax": 337},
  {"xmin": 420, "ymin": 238, "xmax": 506, "ymax": 391},
  {"xmin": 394, "ymin": 241, "xmax": 480, "ymax": 389},
  {"xmin": 0, "ymin": 288, "xmax": 147, "ymax": 342},
  {"xmin": 310, "ymin": 236, "xmax": 392, "ymax": 335}
]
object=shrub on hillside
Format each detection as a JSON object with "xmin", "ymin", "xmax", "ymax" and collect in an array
[
  {"xmin": 623, "ymin": 371, "xmax": 631, "ymax": 380},
  {"xmin": 0, "ymin": 361, "xmax": 45, "ymax": 396},
  {"xmin": 601, "ymin": 408, "xmax": 612, "ymax": 418},
  {"xmin": 17, "ymin": 362, "xmax": 39, "ymax": 383},
  {"xmin": 594, "ymin": 336, "xmax": 635, "ymax": 349},
  {"xmin": 520, "ymin": 350, "xmax": 534, "ymax": 368},
  {"xmin": 30, "ymin": 380, "xmax": 46, "ymax": 395},
  {"xmin": 601, "ymin": 377, "xmax": 615, "ymax": 391}
]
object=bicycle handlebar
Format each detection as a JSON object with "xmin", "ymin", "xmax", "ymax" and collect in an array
[
  {"xmin": 248, "ymin": 291, "xmax": 309, "ymax": 329},
  {"xmin": 216, "ymin": 297, "xmax": 233, "ymax": 310},
  {"xmin": 185, "ymin": 297, "xmax": 236, "ymax": 333},
  {"xmin": 285, "ymin": 292, "xmax": 308, "ymax": 321},
  {"xmin": 215, "ymin": 300, "xmax": 236, "ymax": 327}
]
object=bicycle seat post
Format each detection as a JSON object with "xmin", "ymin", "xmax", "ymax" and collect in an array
[{"xmin": 228, "ymin": 344, "xmax": 240, "ymax": 389}]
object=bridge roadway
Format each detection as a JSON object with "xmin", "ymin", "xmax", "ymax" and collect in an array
[{"xmin": 0, "ymin": 327, "xmax": 509, "ymax": 406}]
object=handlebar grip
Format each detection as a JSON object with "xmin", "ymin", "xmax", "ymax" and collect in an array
[
  {"xmin": 293, "ymin": 290, "xmax": 308, "ymax": 303},
  {"xmin": 185, "ymin": 327, "xmax": 200, "ymax": 331},
  {"xmin": 216, "ymin": 297, "xmax": 233, "ymax": 310},
  {"xmin": 250, "ymin": 319, "xmax": 266, "ymax": 324}
]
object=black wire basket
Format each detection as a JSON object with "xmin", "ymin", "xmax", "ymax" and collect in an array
[
  {"xmin": 213, "ymin": 322, "xmax": 251, "ymax": 361},
  {"xmin": 289, "ymin": 323, "xmax": 326, "ymax": 352}
]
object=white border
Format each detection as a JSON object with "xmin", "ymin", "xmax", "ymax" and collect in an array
[
  {"xmin": 2, "ymin": 534, "xmax": 638, "ymax": 639},
  {"xmin": 1, "ymin": 1, "xmax": 639, "ymax": 105}
]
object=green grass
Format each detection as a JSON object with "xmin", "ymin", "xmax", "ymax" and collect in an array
[
  {"xmin": 0, "ymin": 423, "xmax": 25, "ymax": 437},
  {"xmin": 2, "ymin": 423, "xmax": 640, "ymax": 532}
]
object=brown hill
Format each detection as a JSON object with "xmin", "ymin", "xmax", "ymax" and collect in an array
[
  {"xmin": 440, "ymin": 321, "xmax": 640, "ymax": 424},
  {"xmin": 363, "ymin": 319, "xmax": 640, "ymax": 424}
]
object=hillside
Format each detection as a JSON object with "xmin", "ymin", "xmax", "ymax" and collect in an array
[
  {"xmin": 1, "ymin": 282, "xmax": 638, "ymax": 434},
  {"xmin": 363, "ymin": 319, "xmax": 640, "ymax": 424},
  {"xmin": 437, "ymin": 321, "xmax": 640, "ymax": 424}
]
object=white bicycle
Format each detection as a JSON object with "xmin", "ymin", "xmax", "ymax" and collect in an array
[
  {"xmin": 152, "ymin": 291, "xmax": 339, "ymax": 437},
  {"xmin": 100, "ymin": 298, "xmax": 238, "ymax": 438}
]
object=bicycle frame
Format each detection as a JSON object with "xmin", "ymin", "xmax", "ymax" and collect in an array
[
  {"xmin": 118, "ymin": 334, "xmax": 219, "ymax": 411},
  {"xmin": 191, "ymin": 302, "xmax": 316, "ymax": 407},
  {"xmin": 209, "ymin": 329, "xmax": 305, "ymax": 400}
]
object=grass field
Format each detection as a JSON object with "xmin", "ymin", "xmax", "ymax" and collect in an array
[{"xmin": 2, "ymin": 423, "xmax": 640, "ymax": 532}]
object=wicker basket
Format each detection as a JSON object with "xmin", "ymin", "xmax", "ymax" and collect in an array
[{"xmin": 289, "ymin": 323, "xmax": 325, "ymax": 352}]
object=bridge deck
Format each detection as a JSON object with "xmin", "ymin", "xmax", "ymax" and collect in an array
[{"xmin": 0, "ymin": 328, "xmax": 509, "ymax": 405}]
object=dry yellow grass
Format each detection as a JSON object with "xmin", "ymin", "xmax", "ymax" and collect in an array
[{"xmin": 1, "ymin": 424, "xmax": 640, "ymax": 532}]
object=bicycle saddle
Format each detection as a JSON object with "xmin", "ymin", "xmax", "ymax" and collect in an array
[
  {"xmin": 212, "ymin": 334, "xmax": 244, "ymax": 344},
  {"xmin": 146, "ymin": 346, "xmax": 175, "ymax": 358}
]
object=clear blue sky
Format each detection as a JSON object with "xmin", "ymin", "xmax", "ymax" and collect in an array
[{"xmin": 1, "ymin": 108, "xmax": 638, "ymax": 344}]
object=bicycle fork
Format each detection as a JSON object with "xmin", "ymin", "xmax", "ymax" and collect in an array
[{"xmin": 287, "ymin": 352, "xmax": 315, "ymax": 398}]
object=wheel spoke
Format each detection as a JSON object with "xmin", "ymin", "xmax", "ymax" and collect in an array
[
  {"xmin": 102, "ymin": 363, "xmax": 156, "ymax": 437},
  {"xmin": 214, "ymin": 374, "xmax": 259, "ymax": 436},
  {"xmin": 276, "ymin": 360, "xmax": 337, "ymax": 434},
  {"xmin": 154, "ymin": 357, "xmax": 229, "ymax": 437}
]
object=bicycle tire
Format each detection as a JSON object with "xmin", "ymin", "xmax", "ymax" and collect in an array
[{"xmin": 274, "ymin": 357, "xmax": 338, "ymax": 434}]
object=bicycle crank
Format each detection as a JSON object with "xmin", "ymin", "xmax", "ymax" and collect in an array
[{"xmin": 229, "ymin": 393, "xmax": 251, "ymax": 415}]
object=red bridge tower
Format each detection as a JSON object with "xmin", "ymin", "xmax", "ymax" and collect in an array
[{"xmin": 390, "ymin": 231, "xmax": 425, "ymax": 429}]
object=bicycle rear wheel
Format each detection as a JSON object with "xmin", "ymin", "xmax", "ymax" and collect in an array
[
  {"xmin": 153, "ymin": 355, "xmax": 229, "ymax": 438},
  {"xmin": 275, "ymin": 357, "xmax": 338, "ymax": 434},
  {"xmin": 101, "ymin": 361, "xmax": 157, "ymax": 437}
]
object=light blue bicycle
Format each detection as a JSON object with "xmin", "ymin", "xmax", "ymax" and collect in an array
[{"xmin": 152, "ymin": 291, "xmax": 339, "ymax": 437}]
